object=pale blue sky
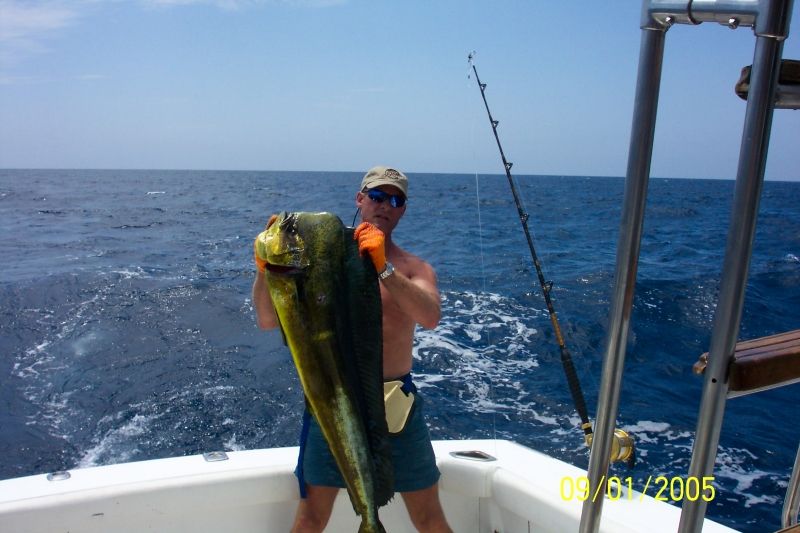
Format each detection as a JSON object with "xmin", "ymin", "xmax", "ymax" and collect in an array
[{"xmin": 0, "ymin": 1, "xmax": 798, "ymax": 180}]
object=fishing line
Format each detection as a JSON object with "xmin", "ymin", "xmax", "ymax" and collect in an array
[
  {"xmin": 468, "ymin": 51, "xmax": 498, "ymax": 446},
  {"xmin": 473, "ymin": 180, "xmax": 499, "ymax": 446},
  {"xmin": 467, "ymin": 53, "xmax": 635, "ymax": 466}
]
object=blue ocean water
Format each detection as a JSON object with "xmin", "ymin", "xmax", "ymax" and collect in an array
[{"xmin": 1, "ymin": 169, "xmax": 798, "ymax": 532}]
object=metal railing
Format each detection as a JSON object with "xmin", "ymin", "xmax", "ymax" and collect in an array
[
  {"xmin": 579, "ymin": 1, "xmax": 796, "ymax": 532},
  {"xmin": 785, "ymin": 444, "xmax": 800, "ymax": 528}
]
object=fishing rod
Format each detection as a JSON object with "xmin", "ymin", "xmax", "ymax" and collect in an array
[{"xmin": 467, "ymin": 53, "xmax": 634, "ymax": 467}]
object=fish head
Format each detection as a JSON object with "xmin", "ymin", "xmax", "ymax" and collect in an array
[
  {"xmin": 256, "ymin": 212, "xmax": 344, "ymax": 276},
  {"xmin": 256, "ymin": 212, "xmax": 310, "ymax": 275}
]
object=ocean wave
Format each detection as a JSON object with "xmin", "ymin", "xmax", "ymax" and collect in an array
[
  {"xmin": 111, "ymin": 267, "xmax": 150, "ymax": 279},
  {"xmin": 415, "ymin": 289, "xmax": 568, "ymax": 430},
  {"xmin": 715, "ymin": 446, "xmax": 783, "ymax": 510},
  {"xmin": 78, "ymin": 413, "xmax": 159, "ymax": 468}
]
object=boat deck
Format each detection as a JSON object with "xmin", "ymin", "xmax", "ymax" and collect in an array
[{"xmin": 0, "ymin": 440, "xmax": 739, "ymax": 532}]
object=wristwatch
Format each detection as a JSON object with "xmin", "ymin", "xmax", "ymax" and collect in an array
[{"xmin": 379, "ymin": 261, "xmax": 395, "ymax": 281}]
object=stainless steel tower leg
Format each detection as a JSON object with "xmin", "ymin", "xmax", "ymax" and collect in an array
[
  {"xmin": 677, "ymin": 31, "xmax": 785, "ymax": 533},
  {"xmin": 579, "ymin": 24, "xmax": 667, "ymax": 533}
]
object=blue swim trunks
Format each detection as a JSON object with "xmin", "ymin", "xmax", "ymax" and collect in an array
[{"xmin": 295, "ymin": 376, "xmax": 440, "ymax": 495}]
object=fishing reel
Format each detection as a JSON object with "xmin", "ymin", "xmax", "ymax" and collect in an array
[{"xmin": 585, "ymin": 427, "xmax": 636, "ymax": 469}]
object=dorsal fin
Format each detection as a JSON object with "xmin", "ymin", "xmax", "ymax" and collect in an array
[{"xmin": 341, "ymin": 228, "xmax": 394, "ymax": 507}]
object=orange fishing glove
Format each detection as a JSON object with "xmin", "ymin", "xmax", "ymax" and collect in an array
[
  {"xmin": 354, "ymin": 222, "xmax": 386, "ymax": 273},
  {"xmin": 254, "ymin": 214, "xmax": 279, "ymax": 273}
]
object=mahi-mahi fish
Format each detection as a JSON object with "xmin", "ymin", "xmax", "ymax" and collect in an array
[{"xmin": 255, "ymin": 211, "xmax": 393, "ymax": 533}]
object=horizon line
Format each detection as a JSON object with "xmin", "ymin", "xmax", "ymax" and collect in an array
[{"xmin": 1, "ymin": 167, "xmax": 798, "ymax": 182}]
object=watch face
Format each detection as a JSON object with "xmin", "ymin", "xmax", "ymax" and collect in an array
[{"xmin": 380, "ymin": 262, "xmax": 394, "ymax": 279}]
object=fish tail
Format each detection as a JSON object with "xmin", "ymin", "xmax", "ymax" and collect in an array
[{"xmin": 358, "ymin": 517, "xmax": 386, "ymax": 533}]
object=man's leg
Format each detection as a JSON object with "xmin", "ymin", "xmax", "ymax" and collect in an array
[
  {"xmin": 291, "ymin": 484, "xmax": 340, "ymax": 533},
  {"xmin": 401, "ymin": 483, "xmax": 452, "ymax": 533}
]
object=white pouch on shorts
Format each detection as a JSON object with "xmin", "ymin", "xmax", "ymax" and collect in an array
[{"xmin": 383, "ymin": 380, "xmax": 415, "ymax": 435}]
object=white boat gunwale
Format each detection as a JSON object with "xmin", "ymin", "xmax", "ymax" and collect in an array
[{"xmin": 0, "ymin": 440, "xmax": 738, "ymax": 532}]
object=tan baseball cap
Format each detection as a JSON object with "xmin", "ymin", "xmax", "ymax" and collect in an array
[{"xmin": 360, "ymin": 166, "xmax": 408, "ymax": 198}]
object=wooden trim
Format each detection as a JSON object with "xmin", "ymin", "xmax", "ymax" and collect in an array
[{"xmin": 693, "ymin": 329, "xmax": 800, "ymax": 394}]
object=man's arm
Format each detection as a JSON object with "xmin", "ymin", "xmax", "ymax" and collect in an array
[
  {"xmin": 354, "ymin": 222, "xmax": 441, "ymax": 330},
  {"xmin": 253, "ymin": 272, "xmax": 279, "ymax": 330},
  {"xmin": 381, "ymin": 261, "xmax": 441, "ymax": 330},
  {"xmin": 253, "ymin": 216, "xmax": 280, "ymax": 330}
]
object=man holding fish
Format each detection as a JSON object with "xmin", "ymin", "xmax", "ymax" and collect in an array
[{"xmin": 253, "ymin": 166, "xmax": 452, "ymax": 532}]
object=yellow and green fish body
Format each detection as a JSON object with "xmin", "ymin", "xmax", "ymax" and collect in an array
[{"xmin": 256, "ymin": 212, "xmax": 392, "ymax": 533}]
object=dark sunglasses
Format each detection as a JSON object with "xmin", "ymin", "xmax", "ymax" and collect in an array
[{"xmin": 366, "ymin": 189, "xmax": 406, "ymax": 208}]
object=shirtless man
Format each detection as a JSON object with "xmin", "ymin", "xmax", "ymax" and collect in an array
[{"xmin": 252, "ymin": 166, "xmax": 452, "ymax": 532}]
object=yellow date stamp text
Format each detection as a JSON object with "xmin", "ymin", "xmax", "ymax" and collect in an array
[{"xmin": 559, "ymin": 475, "xmax": 716, "ymax": 503}]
